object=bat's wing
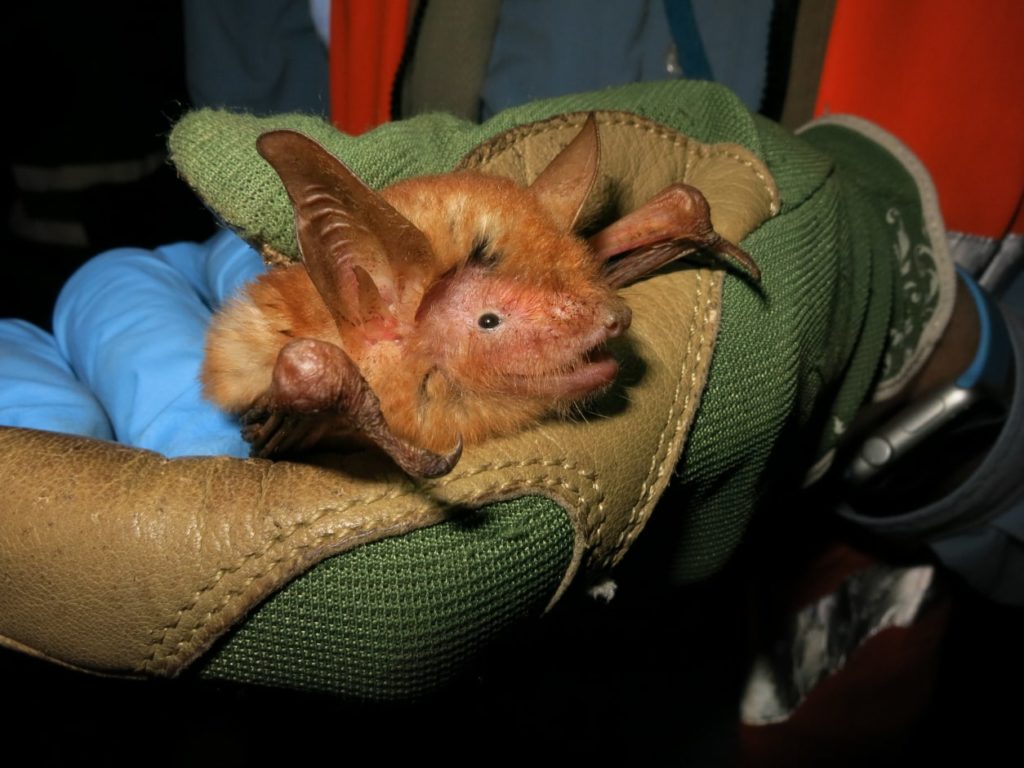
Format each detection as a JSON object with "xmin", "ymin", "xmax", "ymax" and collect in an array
[
  {"xmin": 256, "ymin": 130, "xmax": 437, "ymax": 349},
  {"xmin": 241, "ymin": 338, "xmax": 461, "ymax": 478},
  {"xmin": 589, "ymin": 184, "xmax": 761, "ymax": 288}
]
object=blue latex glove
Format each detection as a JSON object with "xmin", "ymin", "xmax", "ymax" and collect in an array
[
  {"xmin": 0, "ymin": 319, "xmax": 113, "ymax": 440},
  {"xmin": 0, "ymin": 229, "xmax": 267, "ymax": 457}
]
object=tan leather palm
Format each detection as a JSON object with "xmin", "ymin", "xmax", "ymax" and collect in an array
[{"xmin": 0, "ymin": 112, "xmax": 778, "ymax": 677}]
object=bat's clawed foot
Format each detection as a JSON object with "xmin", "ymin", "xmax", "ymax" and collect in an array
[
  {"xmin": 241, "ymin": 401, "xmax": 325, "ymax": 458},
  {"xmin": 240, "ymin": 337, "xmax": 463, "ymax": 477},
  {"xmin": 240, "ymin": 404, "xmax": 277, "ymax": 455}
]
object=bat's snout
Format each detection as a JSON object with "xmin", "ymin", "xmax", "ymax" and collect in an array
[{"xmin": 603, "ymin": 301, "xmax": 632, "ymax": 338}]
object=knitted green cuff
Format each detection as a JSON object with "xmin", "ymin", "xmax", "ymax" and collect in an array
[{"xmin": 198, "ymin": 496, "xmax": 572, "ymax": 699}]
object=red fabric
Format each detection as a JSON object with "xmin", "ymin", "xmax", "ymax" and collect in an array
[
  {"xmin": 814, "ymin": 0, "xmax": 1024, "ymax": 238},
  {"xmin": 329, "ymin": 0, "xmax": 409, "ymax": 136}
]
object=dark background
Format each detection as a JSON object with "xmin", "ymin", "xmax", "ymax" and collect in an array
[{"xmin": 0, "ymin": 6, "xmax": 216, "ymax": 329}]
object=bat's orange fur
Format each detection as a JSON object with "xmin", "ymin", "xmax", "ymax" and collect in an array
[{"xmin": 202, "ymin": 167, "xmax": 629, "ymax": 455}]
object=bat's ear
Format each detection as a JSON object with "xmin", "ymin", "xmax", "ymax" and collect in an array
[
  {"xmin": 529, "ymin": 114, "xmax": 600, "ymax": 232},
  {"xmin": 256, "ymin": 130, "xmax": 436, "ymax": 346}
]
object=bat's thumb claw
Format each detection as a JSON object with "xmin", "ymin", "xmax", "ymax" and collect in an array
[
  {"xmin": 389, "ymin": 433, "xmax": 463, "ymax": 479},
  {"xmin": 716, "ymin": 237, "xmax": 762, "ymax": 284},
  {"xmin": 420, "ymin": 434, "xmax": 464, "ymax": 479}
]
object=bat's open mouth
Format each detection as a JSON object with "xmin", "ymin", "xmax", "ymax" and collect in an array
[
  {"xmin": 566, "ymin": 347, "xmax": 619, "ymax": 397},
  {"xmin": 510, "ymin": 345, "xmax": 618, "ymax": 400}
]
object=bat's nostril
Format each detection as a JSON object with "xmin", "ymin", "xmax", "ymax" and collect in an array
[{"xmin": 605, "ymin": 305, "xmax": 632, "ymax": 336}]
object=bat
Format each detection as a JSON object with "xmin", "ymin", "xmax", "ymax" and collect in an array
[{"xmin": 201, "ymin": 115, "xmax": 759, "ymax": 478}]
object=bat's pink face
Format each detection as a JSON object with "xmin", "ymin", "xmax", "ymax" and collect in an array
[
  {"xmin": 414, "ymin": 258, "xmax": 631, "ymax": 404},
  {"xmin": 384, "ymin": 170, "xmax": 632, "ymax": 409}
]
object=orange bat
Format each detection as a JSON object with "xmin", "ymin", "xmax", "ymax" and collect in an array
[{"xmin": 201, "ymin": 116, "xmax": 759, "ymax": 477}]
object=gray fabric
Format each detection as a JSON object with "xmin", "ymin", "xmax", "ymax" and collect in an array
[
  {"xmin": 480, "ymin": 0, "xmax": 680, "ymax": 119},
  {"xmin": 183, "ymin": 0, "xmax": 329, "ymax": 116},
  {"xmin": 690, "ymin": 0, "xmax": 773, "ymax": 111},
  {"xmin": 930, "ymin": 308, "xmax": 1024, "ymax": 604},
  {"xmin": 399, "ymin": 0, "xmax": 502, "ymax": 121},
  {"xmin": 948, "ymin": 231, "xmax": 1024, "ymax": 297},
  {"xmin": 840, "ymin": 305, "xmax": 1024, "ymax": 606},
  {"xmin": 779, "ymin": 0, "xmax": 836, "ymax": 129},
  {"xmin": 480, "ymin": 1, "xmax": 774, "ymax": 120}
]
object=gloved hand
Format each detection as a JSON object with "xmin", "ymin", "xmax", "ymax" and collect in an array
[{"xmin": 0, "ymin": 229, "xmax": 267, "ymax": 458}]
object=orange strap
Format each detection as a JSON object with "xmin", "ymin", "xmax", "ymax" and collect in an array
[
  {"xmin": 814, "ymin": 0, "xmax": 1024, "ymax": 238},
  {"xmin": 329, "ymin": 0, "xmax": 410, "ymax": 136}
]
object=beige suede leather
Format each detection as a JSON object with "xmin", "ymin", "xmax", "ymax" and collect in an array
[
  {"xmin": 461, "ymin": 112, "xmax": 779, "ymax": 245},
  {"xmin": 0, "ymin": 115, "xmax": 777, "ymax": 677}
]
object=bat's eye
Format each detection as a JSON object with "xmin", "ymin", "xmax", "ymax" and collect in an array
[{"xmin": 477, "ymin": 312, "xmax": 502, "ymax": 329}]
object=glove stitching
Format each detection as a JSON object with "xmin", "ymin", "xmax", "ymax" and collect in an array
[
  {"xmin": 142, "ymin": 456, "xmax": 602, "ymax": 673},
  {"xmin": 612, "ymin": 271, "xmax": 719, "ymax": 564},
  {"xmin": 461, "ymin": 111, "xmax": 780, "ymax": 214}
]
